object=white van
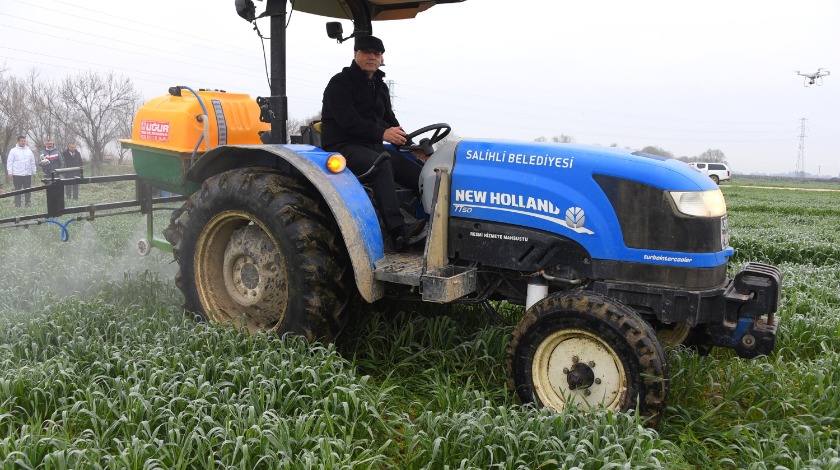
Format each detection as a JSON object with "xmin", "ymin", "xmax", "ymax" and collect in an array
[{"xmin": 688, "ymin": 162, "xmax": 731, "ymax": 184}]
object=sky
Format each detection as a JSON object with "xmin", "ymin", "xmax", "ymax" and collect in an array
[{"xmin": 1, "ymin": 0, "xmax": 838, "ymax": 176}]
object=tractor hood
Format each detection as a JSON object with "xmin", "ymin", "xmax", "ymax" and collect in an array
[
  {"xmin": 292, "ymin": 0, "xmax": 465, "ymax": 21},
  {"xmin": 420, "ymin": 140, "xmax": 732, "ymax": 270}
]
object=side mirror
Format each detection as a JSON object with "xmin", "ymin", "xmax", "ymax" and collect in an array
[
  {"xmin": 235, "ymin": 0, "xmax": 256, "ymax": 22},
  {"xmin": 326, "ymin": 22, "xmax": 344, "ymax": 41}
]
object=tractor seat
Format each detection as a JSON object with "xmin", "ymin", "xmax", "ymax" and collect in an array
[{"xmin": 298, "ymin": 120, "xmax": 323, "ymax": 147}]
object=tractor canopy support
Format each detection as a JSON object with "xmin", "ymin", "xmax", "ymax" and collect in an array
[
  {"xmin": 268, "ymin": 0, "xmax": 288, "ymax": 144},
  {"xmin": 244, "ymin": 0, "xmax": 464, "ymax": 144}
]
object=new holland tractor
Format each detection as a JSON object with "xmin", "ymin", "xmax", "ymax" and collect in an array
[{"xmin": 0, "ymin": 0, "xmax": 782, "ymax": 425}]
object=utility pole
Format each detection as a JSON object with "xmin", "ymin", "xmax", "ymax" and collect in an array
[{"xmin": 796, "ymin": 118, "xmax": 807, "ymax": 176}]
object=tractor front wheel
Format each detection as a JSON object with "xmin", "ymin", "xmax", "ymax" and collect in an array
[
  {"xmin": 506, "ymin": 291, "xmax": 670, "ymax": 425},
  {"xmin": 164, "ymin": 167, "xmax": 350, "ymax": 342}
]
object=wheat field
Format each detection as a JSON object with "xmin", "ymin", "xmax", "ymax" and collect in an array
[{"xmin": 0, "ymin": 178, "xmax": 837, "ymax": 469}]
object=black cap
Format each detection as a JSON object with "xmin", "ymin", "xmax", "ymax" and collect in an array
[{"xmin": 354, "ymin": 35, "xmax": 385, "ymax": 53}]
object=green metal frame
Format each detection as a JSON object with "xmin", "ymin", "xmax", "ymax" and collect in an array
[{"xmin": 146, "ymin": 207, "xmax": 174, "ymax": 253}]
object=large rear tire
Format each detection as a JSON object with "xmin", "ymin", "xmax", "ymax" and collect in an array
[
  {"xmin": 506, "ymin": 291, "xmax": 669, "ymax": 426},
  {"xmin": 652, "ymin": 320, "xmax": 715, "ymax": 355},
  {"xmin": 164, "ymin": 167, "xmax": 350, "ymax": 342},
  {"xmin": 652, "ymin": 320, "xmax": 692, "ymax": 347}
]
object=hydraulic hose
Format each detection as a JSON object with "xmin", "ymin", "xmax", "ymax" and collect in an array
[
  {"xmin": 182, "ymin": 86, "xmax": 212, "ymax": 156},
  {"xmin": 42, "ymin": 218, "xmax": 76, "ymax": 242}
]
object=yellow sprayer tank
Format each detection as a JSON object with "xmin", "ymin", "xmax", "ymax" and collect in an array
[{"xmin": 120, "ymin": 88, "xmax": 269, "ymax": 194}]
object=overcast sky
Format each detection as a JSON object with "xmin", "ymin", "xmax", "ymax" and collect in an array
[{"xmin": 2, "ymin": 0, "xmax": 838, "ymax": 176}]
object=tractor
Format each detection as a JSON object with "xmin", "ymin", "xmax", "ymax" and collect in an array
[{"xmin": 0, "ymin": 0, "xmax": 781, "ymax": 426}]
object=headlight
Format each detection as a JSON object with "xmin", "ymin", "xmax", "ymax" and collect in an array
[{"xmin": 668, "ymin": 189, "xmax": 727, "ymax": 217}]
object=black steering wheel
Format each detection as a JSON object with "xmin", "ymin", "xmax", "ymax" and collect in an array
[{"xmin": 399, "ymin": 123, "xmax": 451, "ymax": 156}]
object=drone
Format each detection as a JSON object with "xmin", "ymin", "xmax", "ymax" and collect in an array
[{"xmin": 795, "ymin": 68, "xmax": 830, "ymax": 87}]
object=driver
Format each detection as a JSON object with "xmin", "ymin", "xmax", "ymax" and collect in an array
[{"xmin": 321, "ymin": 35, "xmax": 427, "ymax": 249}]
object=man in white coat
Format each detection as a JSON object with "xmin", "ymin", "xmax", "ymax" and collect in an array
[{"xmin": 6, "ymin": 135, "xmax": 37, "ymax": 208}]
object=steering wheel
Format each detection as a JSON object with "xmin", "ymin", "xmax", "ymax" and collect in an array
[{"xmin": 399, "ymin": 123, "xmax": 451, "ymax": 156}]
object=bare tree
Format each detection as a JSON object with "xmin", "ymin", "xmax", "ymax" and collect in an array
[
  {"xmin": 286, "ymin": 116, "xmax": 307, "ymax": 142},
  {"xmin": 0, "ymin": 69, "xmax": 32, "ymax": 169},
  {"xmin": 113, "ymin": 96, "xmax": 143, "ymax": 165},
  {"xmin": 640, "ymin": 145, "xmax": 674, "ymax": 159},
  {"xmin": 551, "ymin": 134, "xmax": 575, "ymax": 143},
  {"xmin": 696, "ymin": 148, "xmax": 727, "ymax": 163},
  {"xmin": 286, "ymin": 113, "xmax": 322, "ymax": 143},
  {"xmin": 52, "ymin": 71, "xmax": 141, "ymax": 175},
  {"xmin": 437, "ymin": 131, "xmax": 460, "ymax": 147},
  {"xmin": 27, "ymin": 70, "xmax": 73, "ymax": 155}
]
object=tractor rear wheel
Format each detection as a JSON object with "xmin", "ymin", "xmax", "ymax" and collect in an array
[
  {"xmin": 506, "ymin": 291, "xmax": 669, "ymax": 426},
  {"xmin": 164, "ymin": 167, "xmax": 350, "ymax": 342},
  {"xmin": 652, "ymin": 320, "xmax": 715, "ymax": 355},
  {"xmin": 652, "ymin": 320, "xmax": 692, "ymax": 347}
]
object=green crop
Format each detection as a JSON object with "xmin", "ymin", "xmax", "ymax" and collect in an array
[{"xmin": 0, "ymin": 179, "xmax": 838, "ymax": 468}]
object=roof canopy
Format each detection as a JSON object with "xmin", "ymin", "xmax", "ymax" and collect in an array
[{"xmin": 292, "ymin": 0, "xmax": 464, "ymax": 22}]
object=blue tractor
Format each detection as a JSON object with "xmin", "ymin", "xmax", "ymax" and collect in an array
[{"xmin": 127, "ymin": 0, "xmax": 781, "ymax": 425}]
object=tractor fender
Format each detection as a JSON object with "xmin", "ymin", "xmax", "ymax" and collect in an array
[{"xmin": 187, "ymin": 144, "xmax": 386, "ymax": 302}]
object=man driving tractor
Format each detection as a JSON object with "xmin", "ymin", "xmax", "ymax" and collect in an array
[{"xmin": 321, "ymin": 35, "xmax": 427, "ymax": 250}]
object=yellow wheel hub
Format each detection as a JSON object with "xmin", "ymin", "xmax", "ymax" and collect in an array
[{"xmin": 532, "ymin": 329, "xmax": 627, "ymax": 412}]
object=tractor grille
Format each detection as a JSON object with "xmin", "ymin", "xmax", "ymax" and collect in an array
[{"xmin": 593, "ymin": 174, "xmax": 723, "ymax": 253}]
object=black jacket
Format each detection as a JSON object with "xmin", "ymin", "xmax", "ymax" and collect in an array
[
  {"xmin": 61, "ymin": 149, "xmax": 83, "ymax": 168},
  {"xmin": 320, "ymin": 60, "xmax": 399, "ymax": 150}
]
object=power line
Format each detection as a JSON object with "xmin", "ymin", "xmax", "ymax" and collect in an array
[
  {"xmin": 397, "ymin": 82, "xmax": 795, "ymax": 126},
  {"xmin": 0, "ymin": 46, "xmax": 219, "ymax": 84},
  {"xmin": 0, "ymin": 23, "xmax": 264, "ymax": 79},
  {"xmin": 0, "ymin": 47, "xmax": 812, "ymax": 151},
  {"xmin": 1, "ymin": 12, "xmax": 265, "ymax": 76},
  {"xmin": 11, "ymin": 3, "xmax": 806, "ymax": 140},
  {"xmin": 7, "ymin": 2, "xmax": 341, "ymax": 77},
  {"xmin": 19, "ymin": 0, "xmax": 250, "ymax": 57},
  {"xmin": 5, "ymin": 2, "xmax": 834, "ymax": 160}
]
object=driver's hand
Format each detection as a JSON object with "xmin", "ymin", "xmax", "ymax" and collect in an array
[
  {"xmin": 383, "ymin": 127, "xmax": 407, "ymax": 146},
  {"xmin": 411, "ymin": 150, "xmax": 429, "ymax": 162}
]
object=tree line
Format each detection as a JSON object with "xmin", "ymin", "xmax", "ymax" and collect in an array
[
  {"xmin": 1, "ymin": 68, "xmax": 141, "ymax": 176},
  {"xmin": 535, "ymin": 135, "xmax": 727, "ymax": 164},
  {"xmin": 638, "ymin": 145, "xmax": 727, "ymax": 164}
]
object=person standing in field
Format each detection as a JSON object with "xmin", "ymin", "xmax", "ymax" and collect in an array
[
  {"xmin": 6, "ymin": 135, "xmax": 37, "ymax": 208},
  {"xmin": 61, "ymin": 142, "xmax": 83, "ymax": 200},
  {"xmin": 39, "ymin": 139, "xmax": 62, "ymax": 177}
]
